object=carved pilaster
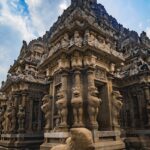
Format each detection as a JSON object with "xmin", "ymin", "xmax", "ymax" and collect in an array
[
  {"xmin": 87, "ymin": 69, "xmax": 101, "ymax": 129},
  {"xmin": 71, "ymin": 70, "xmax": 84, "ymax": 127},
  {"xmin": 28, "ymin": 98, "xmax": 33, "ymax": 132},
  {"xmin": 41, "ymin": 95, "xmax": 52, "ymax": 132},
  {"xmin": 14, "ymin": 94, "xmax": 19, "ymax": 108},
  {"xmin": 143, "ymin": 85, "xmax": 150, "ymax": 127},
  {"xmin": 22, "ymin": 93, "xmax": 27, "ymax": 107},
  {"xmin": 112, "ymin": 91, "xmax": 123, "ymax": 131},
  {"xmin": 17, "ymin": 105, "xmax": 25, "ymax": 133},
  {"xmin": 56, "ymin": 71, "xmax": 68, "ymax": 130}
]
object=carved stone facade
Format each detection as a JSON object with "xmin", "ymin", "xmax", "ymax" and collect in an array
[{"xmin": 0, "ymin": 0, "xmax": 150, "ymax": 149}]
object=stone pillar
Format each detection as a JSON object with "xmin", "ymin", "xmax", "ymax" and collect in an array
[
  {"xmin": 137, "ymin": 91, "xmax": 144, "ymax": 128},
  {"xmin": 143, "ymin": 85, "xmax": 150, "ymax": 127},
  {"xmin": 106, "ymin": 76, "xmax": 114, "ymax": 130},
  {"xmin": 112, "ymin": 91, "xmax": 123, "ymax": 131},
  {"xmin": 37, "ymin": 98, "xmax": 42, "ymax": 131},
  {"xmin": 14, "ymin": 94, "xmax": 19, "ymax": 107},
  {"xmin": 28, "ymin": 97, "xmax": 33, "ymax": 132},
  {"xmin": 87, "ymin": 69, "xmax": 95, "ymax": 87},
  {"xmin": 56, "ymin": 70, "xmax": 68, "ymax": 131},
  {"xmin": 22, "ymin": 93, "xmax": 27, "ymax": 107},
  {"xmin": 41, "ymin": 95, "xmax": 52, "ymax": 132},
  {"xmin": 71, "ymin": 70, "xmax": 84, "ymax": 127},
  {"xmin": 87, "ymin": 68, "xmax": 101, "ymax": 129}
]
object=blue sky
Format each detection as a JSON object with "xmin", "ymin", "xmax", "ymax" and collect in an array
[{"xmin": 0, "ymin": 0, "xmax": 150, "ymax": 84}]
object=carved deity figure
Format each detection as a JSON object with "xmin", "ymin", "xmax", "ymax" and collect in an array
[
  {"xmin": 4, "ymin": 105, "xmax": 16, "ymax": 133},
  {"xmin": 129, "ymin": 61, "xmax": 139, "ymax": 76},
  {"xmin": 94, "ymin": 37, "xmax": 99, "ymax": 48},
  {"xmin": 88, "ymin": 86, "xmax": 101, "ymax": 128},
  {"xmin": 112, "ymin": 91, "xmax": 123, "ymax": 130},
  {"xmin": 74, "ymin": 31, "xmax": 82, "ymax": 47},
  {"xmin": 110, "ymin": 63, "xmax": 116, "ymax": 74},
  {"xmin": 98, "ymin": 38, "xmax": 105, "ymax": 50},
  {"xmin": 71, "ymin": 51, "xmax": 82, "ymax": 68},
  {"xmin": 71, "ymin": 87, "xmax": 83, "ymax": 127},
  {"xmin": 41, "ymin": 95, "xmax": 52, "ymax": 131},
  {"xmin": 84, "ymin": 55, "xmax": 96, "ymax": 68},
  {"xmin": 56, "ymin": 90, "xmax": 68, "ymax": 127},
  {"xmin": 17, "ymin": 105, "xmax": 25, "ymax": 133},
  {"xmin": 61, "ymin": 33, "xmax": 69, "ymax": 48},
  {"xmin": 0, "ymin": 107, "xmax": 5, "ymax": 133},
  {"xmin": 84, "ymin": 30, "xmax": 95, "ymax": 46},
  {"xmin": 58, "ymin": 54, "xmax": 70, "ymax": 70}
]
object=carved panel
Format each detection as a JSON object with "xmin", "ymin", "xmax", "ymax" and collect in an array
[
  {"xmin": 54, "ymin": 73, "xmax": 61, "ymax": 85},
  {"xmin": 95, "ymin": 67, "xmax": 106, "ymax": 81}
]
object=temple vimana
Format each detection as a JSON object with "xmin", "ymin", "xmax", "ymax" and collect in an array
[{"xmin": 0, "ymin": 0, "xmax": 150, "ymax": 149}]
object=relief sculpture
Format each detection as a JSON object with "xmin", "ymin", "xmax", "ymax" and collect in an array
[{"xmin": 41, "ymin": 95, "xmax": 52, "ymax": 131}]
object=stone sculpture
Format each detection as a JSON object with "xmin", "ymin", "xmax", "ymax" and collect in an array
[
  {"xmin": 17, "ymin": 105, "xmax": 25, "ymax": 133},
  {"xmin": 112, "ymin": 91, "xmax": 123, "ymax": 130},
  {"xmin": 58, "ymin": 54, "xmax": 70, "ymax": 70},
  {"xmin": 41, "ymin": 95, "xmax": 52, "ymax": 131},
  {"xmin": 61, "ymin": 33, "xmax": 69, "ymax": 48},
  {"xmin": 71, "ymin": 51, "xmax": 82, "ymax": 68},
  {"xmin": 71, "ymin": 87, "xmax": 83, "ymax": 127},
  {"xmin": 74, "ymin": 31, "xmax": 82, "ymax": 47},
  {"xmin": 5, "ymin": 105, "xmax": 13, "ymax": 133},
  {"xmin": 56, "ymin": 90, "xmax": 68, "ymax": 127},
  {"xmin": 84, "ymin": 30, "xmax": 95, "ymax": 46},
  {"xmin": 51, "ymin": 128, "xmax": 95, "ymax": 150},
  {"xmin": 88, "ymin": 86, "xmax": 101, "ymax": 128}
]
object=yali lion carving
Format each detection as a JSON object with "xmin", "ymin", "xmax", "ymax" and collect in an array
[
  {"xmin": 41, "ymin": 95, "xmax": 52, "ymax": 131},
  {"xmin": 71, "ymin": 87, "xmax": 83, "ymax": 127},
  {"xmin": 88, "ymin": 86, "xmax": 101, "ymax": 128},
  {"xmin": 112, "ymin": 91, "xmax": 123, "ymax": 130},
  {"xmin": 56, "ymin": 90, "xmax": 68, "ymax": 127}
]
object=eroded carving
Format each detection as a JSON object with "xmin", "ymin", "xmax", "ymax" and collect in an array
[
  {"xmin": 88, "ymin": 86, "xmax": 101, "ymax": 128},
  {"xmin": 17, "ymin": 105, "xmax": 25, "ymax": 133},
  {"xmin": 74, "ymin": 31, "xmax": 82, "ymax": 47},
  {"xmin": 71, "ymin": 69, "xmax": 83, "ymax": 127},
  {"xmin": 56, "ymin": 90, "xmax": 68, "ymax": 127},
  {"xmin": 71, "ymin": 51, "xmax": 82, "ymax": 68},
  {"xmin": 51, "ymin": 128, "xmax": 95, "ymax": 150},
  {"xmin": 3, "ymin": 104, "xmax": 16, "ymax": 133},
  {"xmin": 41, "ymin": 95, "xmax": 52, "ymax": 131},
  {"xmin": 112, "ymin": 91, "xmax": 123, "ymax": 130},
  {"xmin": 61, "ymin": 33, "xmax": 69, "ymax": 49},
  {"xmin": 71, "ymin": 87, "xmax": 83, "ymax": 127}
]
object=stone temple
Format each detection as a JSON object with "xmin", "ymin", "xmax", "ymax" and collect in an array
[{"xmin": 0, "ymin": 0, "xmax": 150, "ymax": 149}]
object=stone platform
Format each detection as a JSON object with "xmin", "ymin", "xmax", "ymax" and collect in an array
[
  {"xmin": 125, "ymin": 130, "xmax": 150, "ymax": 149},
  {"xmin": 40, "ymin": 131, "xmax": 125, "ymax": 150},
  {"xmin": 0, "ymin": 133, "xmax": 44, "ymax": 150}
]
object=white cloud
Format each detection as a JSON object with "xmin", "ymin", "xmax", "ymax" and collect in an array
[
  {"xmin": 0, "ymin": 0, "xmax": 71, "ymax": 84},
  {"xmin": 59, "ymin": 0, "xmax": 69, "ymax": 14},
  {"xmin": 0, "ymin": 0, "xmax": 35, "ymax": 42}
]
